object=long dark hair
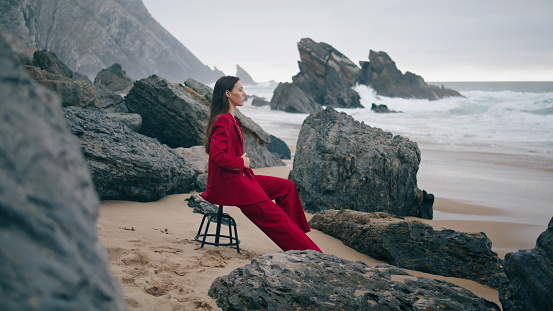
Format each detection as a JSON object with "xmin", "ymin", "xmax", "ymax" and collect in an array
[{"xmin": 204, "ymin": 76, "xmax": 240, "ymax": 154}]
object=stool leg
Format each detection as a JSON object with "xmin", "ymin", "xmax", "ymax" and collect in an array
[
  {"xmin": 231, "ymin": 217, "xmax": 240, "ymax": 253},
  {"xmin": 200, "ymin": 215, "xmax": 213, "ymax": 248},
  {"xmin": 214, "ymin": 205, "xmax": 223, "ymax": 246}
]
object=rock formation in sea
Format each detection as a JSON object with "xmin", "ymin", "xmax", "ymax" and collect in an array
[
  {"xmin": 499, "ymin": 217, "xmax": 553, "ymax": 311},
  {"xmin": 289, "ymin": 107, "xmax": 433, "ymax": 218},
  {"xmin": 271, "ymin": 38, "xmax": 362, "ymax": 113},
  {"xmin": 358, "ymin": 50, "xmax": 463, "ymax": 100},
  {"xmin": 310, "ymin": 210, "xmax": 506, "ymax": 289},
  {"xmin": 64, "ymin": 106, "xmax": 197, "ymax": 202},
  {"xmin": 0, "ymin": 36, "xmax": 126, "ymax": 310},
  {"xmin": 0, "ymin": 0, "xmax": 222, "ymax": 83},
  {"xmin": 94, "ymin": 63, "xmax": 134, "ymax": 94},
  {"xmin": 236, "ymin": 64, "xmax": 257, "ymax": 85},
  {"xmin": 248, "ymin": 94, "xmax": 270, "ymax": 107},
  {"xmin": 209, "ymin": 250, "xmax": 500, "ymax": 311},
  {"xmin": 270, "ymin": 82, "xmax": 321, "ymax": 113},
  {"xmin": 371, "ymin": 103, "xmax": 402, "ymax": 113}
]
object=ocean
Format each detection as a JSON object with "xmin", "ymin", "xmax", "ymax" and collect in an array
[
  {"xmin": 241, "ymin": 81, "xmax": 553, "ymax": 159},
  {"xmin": 239, "ymin": 81, "xmax": 553, "ymax": 233}
]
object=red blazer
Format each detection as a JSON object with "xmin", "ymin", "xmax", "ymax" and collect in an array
[{"xmin": 201, "ymin": 113, "xmax": 270, "ymax": 206}]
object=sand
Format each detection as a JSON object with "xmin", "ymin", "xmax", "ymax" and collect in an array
[{"xmin": 97, "ymin": 150, "xmax": 553, "ymax": 310}]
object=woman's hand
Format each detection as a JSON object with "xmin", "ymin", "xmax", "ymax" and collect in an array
[{"xmin": 241, "ymin": 153, "xmax": 250, "ymax": 168}]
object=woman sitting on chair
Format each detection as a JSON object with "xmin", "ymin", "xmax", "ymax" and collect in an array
[{"xmin": 200, "ymin": 75, "xmax": 322, "ymax": 252}]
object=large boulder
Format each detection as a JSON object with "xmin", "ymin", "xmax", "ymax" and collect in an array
[
  {"xmin": 94, "ymin": 63, "xmax": 134, "ymax": 94},
  {"xmin": 310, "ymin": 210, "xmax": 506, "ymax": 289},
  {"xmin": 0, "ymin": 36, "xmax": 126, "ymax": 310},
  {"xmin": 292, "ymin": 38, "xmax": 362, "ymax": 109},
  {"xmin": 235, "ymin": 64, "xmax": 257, "ymax": 85},
  {"xmin": 25, "ymin": 65, "xmax": 96, "ymax": 107},
  {"xmin": 289, "ymin": 107, "xmax": 432, "ymax": 218},
  {"xmin": 358, "ymin": 50, "xmax": 463, "ymax": 100},
  {"xmin": 499, "ymin": 217, "xmax": 553, "ymax": 311},
  {"xmin": 209, "ymin": 250, "xmax": 500, "ymax": 311},
  {"xmin": 125, "ymin": 74, "xmax": 208, "ymax": 148},
  {"xmin": 28, "ymin": 49, "xmax": 75, "ymax": 78},
  {"xmin": 270, "ymin": 82, "xmax": 321, "ymax": 113},
  {"xmin": 63, "ymin": 106, "xmax": 196, "ymax": 202}
]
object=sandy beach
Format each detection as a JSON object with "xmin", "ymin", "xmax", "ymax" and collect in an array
[{"xmin": 97, "ymin": 148, "xmax": 552, "ymax": 310}]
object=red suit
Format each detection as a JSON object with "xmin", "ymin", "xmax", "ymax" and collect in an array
[{"xmin": 201, "ymin": 113, "xmax": 321, "ymax": 252}]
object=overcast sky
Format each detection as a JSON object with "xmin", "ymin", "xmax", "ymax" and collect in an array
[{"xmin": 142, "ymin": 0, "xmax": 552, "ymax": 82}]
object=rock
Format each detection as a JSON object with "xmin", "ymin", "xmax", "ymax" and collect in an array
[
  {"xmin": 105, "ymin": 112, "xmax": 142, "ymax": 131},
  {"xmin": 184, "ymin": 78, "xmax": 213, "ymax": 102},
  {"xmin": 125, "ymin": 74, "xmax": 208, "ymax": 148},
  {"xmin": 94, "ymin": 63, "xmax": 134, "ymax": 94},
  {"xmin": 195, "ymin": 173, "xmax": 208, "ymax": 193},
  {"xmin": 1, "ymin": 0, "xmax": 221, "ymax": 83},
  {"xmin": 28, "ymin": 49, "xmax": 75, "ymax": 78},
  {"xmin": 270, "ymin": 82, "xmax": 322, "ymax": 113},
  {"xmin": 267, "ymin": 135, "xmax": 292, "ymax": 159},
  {"xmin": 93, "ymin": 83, "xmax": 129, "ymax": 112},
  {"xmin": 499, "ymin": 217, "xmax": 553, "ymax": 311},
  {"xmin": 358, "ymin": 50, "xmax": 463, "ymax": 100},
  {"xmin": 174, "ymin": 146, "xmax": 208, "ymax": 174},
  {"xmin": 209, "ymin": 250, "xmax": 500, "ymax": 311},
  {"xmin": 63, "ymin": 106, "xmax": 196, "ymax": 202},
  {"xmin": 0, "ymin": 36, "xmax": 126, "ymax": 310},
  {"xmin": 25, "ymin": 65, "xmax": 97, "ymax": 107},
  {"xmin": 371, "ymin": 103, "xmax": 401, "ymax": 113},
  {"xmin": 248, "ymin": 94, "xmax": 270, "ymax": 107},
  {"xmin": 310, "ymin": 210, "xmax": 506, "ymax": 289},
  {"xmin": 289, "ymin": 107, "xmax": 431, "ymax": 218},
  {"xmin": 292, "ymin": 38, "xmax": 362, "ymax": 109},
  {"xmin": 236, "ymin": 64, "xmax": 257, "ymax": 85}
]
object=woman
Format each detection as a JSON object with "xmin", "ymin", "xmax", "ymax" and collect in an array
[{"xmin": 201, "ymin": 76, "xmax": 322, "ymax": 252}]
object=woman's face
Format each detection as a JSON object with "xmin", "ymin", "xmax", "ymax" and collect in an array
[{"xmin": 226, "ymin": 80, "xmax": 246, "ymax": 107}]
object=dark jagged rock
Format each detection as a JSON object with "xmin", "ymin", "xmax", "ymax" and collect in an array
[
  {"xmin": 63, "ymin": 106, "xmax": 196, "ymax": 202},
  {"xmin": 248, "ymin": 94, "xmax": 270, "ymax": 107},
  {"xmin": 310, "ymin": 210, "xmax": 506, "ymax": 289},
  {"xmin": 209, "ymin": 250, "xmax": 500, "ymax": 311},
  {"xmin": 125, "ymin": 75, "xmax": 208, "ymax": 148},
  {"xmin": 25, "ymin": 65, "xmax": 97, "ymax": 107},
  {"xmin": 0, "ymin": 36, "xmax": 126, "ymax": 310},
  {"xmin": 289, "ymin": 107, "xmax": 432, "ymax": 218},
  {"xmin": 184, "ymin": 78, "xmax": 286, "ymax": 168},
  {"xmin": 270, "ymin": 82, "xmax": 322, "ymax": 113},
  {"xmin": 186, "ymin": 195, "xmax": 228, "ymax": 225},
  {"xmin": 105, "ymin": 112, "xmax": 142, "ymax": 131},
  {"xmin": 195, "ymin": 173, "xmax": 208, "ymax": 193},
  {"xmin": 500, "ymin": 217, "xmax": 553, "ymax": 311},
  {"xmin": 358, "ymin": 50, "xmax": 463, "ymax": 100},
  {"xmin": 28, "ymin": 49, "xmax": 74, "ymax": 78},
  {"xmin": 267, "ymin": 135, "xmax": 291, "ymax": 159},
  {"xmin": 95, "ymin": 63, "xmax": 134, "ymax": 94},
  {"xmin": 292, "ymin": 38, "xmax": 363, "ymax": 109},
  {"xmin": 93, "ymin": 83, "xmax": 129, "ymax": 112},
  {"xmin": 1, "ymin": 0, "xmax": 221, "ymax": 83},
  {"xmin": 371, "ymin": 103, "xmax": 401, "ymax": 113},
  {"xmin": 236, "ymin": 64, "xmax": 256, "ymax": 85}
]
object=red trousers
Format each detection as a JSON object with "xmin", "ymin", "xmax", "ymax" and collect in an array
[{"xmin": 238, "ymin": 175, "xmax": 322, "ymax": 252}]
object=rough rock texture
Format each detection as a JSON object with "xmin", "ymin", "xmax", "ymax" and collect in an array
[
  {"xmin": 28, "ymin": 49, "xmax": 75, "ymax": 78},
  {"xmin": 174, "ymin": 146, "xmax": 208, "ymax": 175},
  {"xmin": 358, "ymin": 50, "xmax": 463, "ymax": 100},
  {"xmin": 186, "ymin": 195, "xmax": 228, "ymax": 224},
  {"xmin": 289, "ymin": 107, "xmax": 432, "ymax": 218},
  {"xmin": 0, "ymin": 36, "xmax": 126, "ymax": 310},
  {"xmin": 248, "ymin": 94, "xmax": 270, "ymax": 107},
  {"xmin": 267, "ymin": 135, "xmax": 291, "ymax": 159},
  {"xmin": 0, "ymin": 0, "xmax": 222, "ymax": 83},
  {"xmin": 235, "ymin": 64, "xmax": 256, "ymax": 85},
  {"xmin": 310, "ymin": 210, "xmax": 506, "ymax": 289},
  {"xmin": 209, "ymin": 250, "xmax": 500, "ymax": 311},
  {"xmin": 105, "ymin": 112, "xmax": 142, "ymax": 131},
  {"xmin": 270, "ymin": 82, "xmax": 322, "ymax": 113},
  {"xmin": 125, "ymin": 75, "xmax": 208, "ymax": 148},
  {"xmin": 95, "ymin": 63, "xmax": 133, "ymax": 94},
  {"xmin": 292, "ymin": 38, "xmax": 362, "ymax": 109},
  {"xmin": 25, "ymin": 65, "xmax": 96, "ymax": 107},
  {"xmin": 184, "ymin": 78, "xmax": 286, "ymax": 168},
  {"xmin": 499, "ymin": 217, "xmax": 553, "ymax": 311},
  {"xmin": 93, "ymin": 83, "xmax": 128, "ymax": 112},
  {"xmin": 63, "ymin": 106, "xmax": 196, "ymax": 202}
]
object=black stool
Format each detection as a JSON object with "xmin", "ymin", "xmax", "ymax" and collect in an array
[{"xmin": 194, "ymin": 205, "xmax": 240, "ymax": 253}]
